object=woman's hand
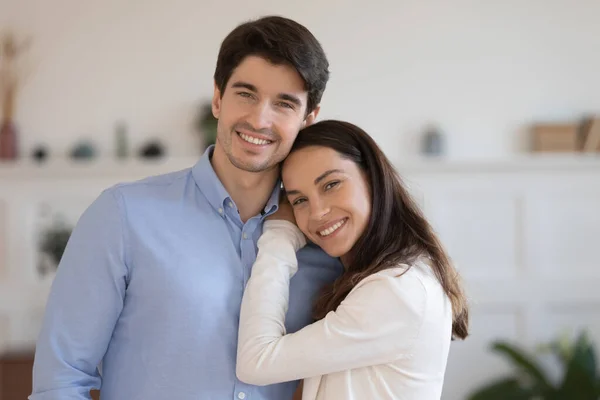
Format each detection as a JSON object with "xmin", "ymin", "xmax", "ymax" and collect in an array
[
  {"xmin": 264, "ymin": 195, "xmax": 306, "ymax": 251},
  {"xmin": 266, "ymin": 195, "xmax": 296, "ymax": 225}
]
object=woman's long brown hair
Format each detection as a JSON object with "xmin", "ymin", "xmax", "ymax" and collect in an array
[{"xmin": 287, "ymin": 120, "xmax": 469, "ymax": 339}]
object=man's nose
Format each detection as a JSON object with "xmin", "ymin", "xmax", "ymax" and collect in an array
[{"xmin": 247, "ymin": 101, "xmax": 274, "ymax": 131}]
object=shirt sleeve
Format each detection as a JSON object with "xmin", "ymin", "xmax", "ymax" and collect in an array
[
  {"xmin": 30, "ymin": 188, "xmax": 129, "ymax": 400},
  {"xmin": 236, "ymin": 220, "xmax": 427, "ymax": 386}
]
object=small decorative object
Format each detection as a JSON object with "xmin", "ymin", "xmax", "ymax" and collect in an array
[
  {"xmin": 70, "ymin": 140, "xmax": 97, "ymax": 160},
  {"xmin": 581, "ymin": 117, "xmax": 600, "ymax": 153},
  {"xmin": 114, "ymin": 121, "xmax": 129, "ymax": 159},
  {"xmin": 467, "ymin": 330, "xmax": 599, "ymax": 399},
  {"xmin": 37, "ymin": 220, "xmax": 72, "ymax": 276},
  {"xmin": 139, "ymin": 140, "xmax": 165, "ymax": 159},
  {"xmin": 0, "ymin": 31, "xmax": 32, "ymax": 160},
  {"xmin": 195, "ymin": 101, "xmax": 218, "ymax": 150},
  {"xmin": 0, "ymin": 121, "xmax": 17, "ymax": 160},
  {"xmin": 421, "ymin": 126, "xmax": 445, "ymax": 156},
  {"xmin": 531, "ymin": 123, "xmax": 579, "ymax": 152},
  {"xmin": 32, "ymin": 144, "xmax": 48, "ymax": 163}
]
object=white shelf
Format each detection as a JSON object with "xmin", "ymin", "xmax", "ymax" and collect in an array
[
  {"xmin": 0, "ymin": 157, "xmax": 198, "ymax": 180},
  {"xmin": 0, "ymin": 153, "xmax": 599, "ymax": 180}
]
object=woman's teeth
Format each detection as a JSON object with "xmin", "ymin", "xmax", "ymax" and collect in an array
[
  {"xmin": 239, "ymin": 132, "xmax": 271, "ymax": 145},
  {"xmin": 319, "ymin": 219, "xmax": 346, "ymax": 236}
]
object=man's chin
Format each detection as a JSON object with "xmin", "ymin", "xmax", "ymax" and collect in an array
[{"xmin": 228, "ymin": 156, "xmax": 275, "ymax": 173}]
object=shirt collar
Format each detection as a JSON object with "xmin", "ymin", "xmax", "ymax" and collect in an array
[
  {"xmin": 263, "ymin": 180, "xmax": 281, "ymax": 217},
  {"xmin": 192, "ymin": 145, "xmax": 281, "ymax": 218}
]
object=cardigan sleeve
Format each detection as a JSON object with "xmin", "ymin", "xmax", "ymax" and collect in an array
[{"xmin": 236, "ymin": 220, "xmax": 427, "ymax": 385}]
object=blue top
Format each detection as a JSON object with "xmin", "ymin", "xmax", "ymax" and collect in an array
[{"xmin": 30, "ymin": 146, "xmax": 342, "ymax": 400}]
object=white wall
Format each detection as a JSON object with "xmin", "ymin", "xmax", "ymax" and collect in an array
[
  {"xmin": 2, "ymin": 1, "xmax": 600, "ymax": 398},
  {"xmin": 2, "ymin": 0, "xmax": 600, "ymax": 160},
  {"xmin": 2, "ymin": 157, "xmax": 600, "ymax": 400}
]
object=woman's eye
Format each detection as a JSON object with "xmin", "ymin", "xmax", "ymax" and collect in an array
[
  {"xmin": 325, "ymin": 181, "xmax": 340, "ymax": 190},
  {"xmin": 291, "ymin": 198, "xmax": 306, "ymax": 206}
]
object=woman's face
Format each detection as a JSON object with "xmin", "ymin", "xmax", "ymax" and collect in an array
[{"xmin": 282, "ymin": 146, "xmax": 372, "ymax": 262}]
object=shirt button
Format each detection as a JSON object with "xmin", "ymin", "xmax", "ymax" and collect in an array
[
  {"xmin": 237, "ymin": 392, "xmax": 246, "ymax": 399},
  {"xmin": 229, "ymin": 201, "xmax": 234, "ymax": 208},
  {"xmin": 218, "ymin": 207, "xmax": 223, "ymax": 214},
  {"xmin": 242, "ymin": 233, "xmax": 248, "ymax": 240}
]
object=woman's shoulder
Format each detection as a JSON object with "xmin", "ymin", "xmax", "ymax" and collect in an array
[
  {"xmin": 354, "ymin": 256, "xmax": 432, "ymax": 286},
  {"xmin": 349, "ymin": 257, "xmax": 442, "ymax": 309},
  {"xmin": 335, "ymin": 262, "xmax": 429, "ymax": 340}
]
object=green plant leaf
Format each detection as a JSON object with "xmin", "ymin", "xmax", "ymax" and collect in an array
[
  {"xmin": 556, "ymin": 332, "xmax": 597, "ymax": 399},
  {"xmin": 40, "ymin": 226, "xmax": 73, "ymax": 266},
  {"xmin": 467, "ymin": 377, "xmax": 534, "ymax": 400},
  {"xmin": 491, "ymin": 341, "xmax": 553, "ymax": 392},
  {"xmin": 575, "ymin": 331, "xmax": 597, "ymax": 378},
  {"xmin": 552, "ymin": 330, "xmax": 576, "ymax": 366}
]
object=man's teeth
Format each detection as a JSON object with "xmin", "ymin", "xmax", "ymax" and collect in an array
[
  {"xmin": 319, "ymin": 219, "xmax": 346, "ymax": 236},
  {"xmin": 239, "ymin": 132, "xmax": 271, "ymax": 145}
]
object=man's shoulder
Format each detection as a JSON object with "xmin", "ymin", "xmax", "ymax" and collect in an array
[
  {"xmin": 107, "ymin": 167, "xmax": 193, "ymax": 200},
  {"xmin": 297, "ymin": 242, "xmax": 343, "ymax": 273}
]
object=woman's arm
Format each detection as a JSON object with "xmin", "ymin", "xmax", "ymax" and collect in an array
[{"xmin": 236, "ymin": 220, "xmax": 427, "ymax": 386}]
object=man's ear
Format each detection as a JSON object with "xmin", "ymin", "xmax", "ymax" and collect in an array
[
  {"xmin": 302, "ymin": 105, "xmax": 320, "ymax": 128},
  {"xmin": 212, "ymin": 81, "xmax": 222, "ymax": 119}
]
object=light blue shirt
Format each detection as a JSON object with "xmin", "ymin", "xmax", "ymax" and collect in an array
[{"xmin": 30, "ymin": 146, "xmax": 343, "ymax": 400}]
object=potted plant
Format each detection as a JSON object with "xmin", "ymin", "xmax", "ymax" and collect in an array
[
  {"xmin": 468, "ymin": 331, "xmax": 600, "ymax": 400},
  {"xmin": 195, "ymin": 102, "xmax": 218, "ymax": 150},
  {"xmin": 37, "ymin": 222, "xmax": 72, "ymax": 276}
]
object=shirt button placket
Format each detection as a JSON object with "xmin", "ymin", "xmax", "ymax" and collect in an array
[{"xmin": 240, "ymin": 225, "xmax": 257, "ymax": 285}]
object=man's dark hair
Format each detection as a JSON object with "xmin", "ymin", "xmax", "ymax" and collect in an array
[{"xmin": 214, "ymin": 16, "xmax": 329, "ymax": 114}]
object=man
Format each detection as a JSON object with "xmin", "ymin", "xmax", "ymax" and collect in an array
[{"xmin": 30, "ymin": 16, "xmax": 342, "ymax": 400}]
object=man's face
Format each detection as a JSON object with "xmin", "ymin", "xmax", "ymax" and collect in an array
[{"xmin": 212, "ymin": 56, "xmax": 319, "ymax": 173}]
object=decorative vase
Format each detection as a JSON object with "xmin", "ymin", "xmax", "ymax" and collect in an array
[
  {"xmin": 0, "ymin": 120, "xmax": 18, "ymax": 160},
  {"xmin": 421, "ymin": 127, "xmax": 445, "ymax": 156}
]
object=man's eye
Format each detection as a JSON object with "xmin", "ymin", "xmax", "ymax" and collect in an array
[{"xmin": 278, "ymin": 102, "xmax": 294, "ymax": 109}]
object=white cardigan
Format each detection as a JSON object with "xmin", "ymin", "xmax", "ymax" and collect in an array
[{"xmin": 237, "ymin": 220, "xmax": 453, "ymax": 400}]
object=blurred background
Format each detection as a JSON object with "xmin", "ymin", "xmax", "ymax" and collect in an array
[{"xmin": 1, "ymin": 0, "xmax": 599, "ymax": 399}]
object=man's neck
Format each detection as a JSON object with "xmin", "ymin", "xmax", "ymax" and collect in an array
[{"xmin": 211, "ymin": 145, "xmax": 279, "ymax": 223}]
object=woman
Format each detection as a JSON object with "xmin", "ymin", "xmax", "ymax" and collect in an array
[{"xmin": 237, "ymin": 120, "xmax": 469, "ymax": 399}]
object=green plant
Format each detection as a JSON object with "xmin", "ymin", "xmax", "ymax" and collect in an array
[
  {"xmin": 39, "ymin": 223, "xmax": 72, "ymax": 266},
  {"xmin": 195, "ymin": 102, "xmax": 218, "ymax": 148},
  {"xmin": 468, "ymin": 331, "xmax": 600, "ymax": 400}
]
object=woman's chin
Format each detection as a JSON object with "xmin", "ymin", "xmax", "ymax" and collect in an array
[
  {"xmin": 320, "ymin": 243, "xmax": 350, "ymax": 260},
  {"xmin": 304, "ymin": 232, "xmax": 352, "ymax": 260}
]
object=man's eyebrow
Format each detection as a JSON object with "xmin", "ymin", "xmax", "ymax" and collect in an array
[
  {"xmin": 231, "ymin": 81, "xmax": 303, "ymax": 107},
  {"xmin": 231, "ymin": 81, "xmax": 257, "ymax": 92},
  {"xmin": 278, "ymin": 93, "xmax": 302, "ymax": 107}
]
